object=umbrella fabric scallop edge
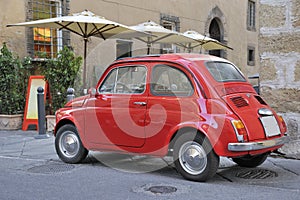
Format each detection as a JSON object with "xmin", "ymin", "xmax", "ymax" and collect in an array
[
  {"xmin": 130, "ymin": 21, "xmax": 197, "ymax": 54},
  {"xmin": 177, "ymin": 30, "xmax": 233, "ymax": 53}
]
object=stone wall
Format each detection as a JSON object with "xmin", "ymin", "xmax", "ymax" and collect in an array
[{"xmin": 259, "ymin": 0, "xmax": 300, "ymax": 158}]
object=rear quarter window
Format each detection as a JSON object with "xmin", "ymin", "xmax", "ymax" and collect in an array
[{"xmin": 205, "ymin": 62, "xmax": 246, "ymax": 82}]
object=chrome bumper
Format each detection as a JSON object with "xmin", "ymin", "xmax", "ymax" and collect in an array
[{"xmin": 228, "ymin": 136, "xmax": 288, "ymax": 152}]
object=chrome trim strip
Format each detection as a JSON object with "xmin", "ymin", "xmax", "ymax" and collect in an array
[
  {"xmin": 228, "ymin": 136, "xmax": 288, "ymax": 152},
  {"xmin": 258, "ymin": 108, "xmax": 273, "ymax": 116}
]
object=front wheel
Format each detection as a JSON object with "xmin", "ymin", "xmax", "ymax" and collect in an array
[
  {"xmin": 173, "ymin": 133, "xmax": 219, "ymax": 182},
  {"xmin": 55, "ymin": 124, "xmax": 88, "ymax": 164},
  {"xmin": 232, "ymin": 153, "xmax": 269, "ymax": 168}
]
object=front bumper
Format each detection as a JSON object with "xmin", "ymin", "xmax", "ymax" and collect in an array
[{"xmin": 228, "ymin": 136, "xmax": 288, "ymax": 152}]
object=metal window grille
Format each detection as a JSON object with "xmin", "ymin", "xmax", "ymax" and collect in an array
[
  {"xmin": 247, "ymin": 0, "xmax": 256, "ymax": 31},
  {"xmin": 26, "ymin": 0, "xmax": 70, "ymax": 59}
]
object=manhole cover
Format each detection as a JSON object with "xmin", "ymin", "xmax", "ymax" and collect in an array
[
  {"xmin": 27, "ymin": 163, "xmax": 75, "ymax": 174},
  {"xmin": 236, "ymin": 169, "xmax": 278, "ymax": 179},
  {"xmin": 146, "ymin": 186, "xmax": 177, "ymax": 194},
  {"xmin": 132, "ymin": 184, "xmax": 189, "ymax": 196}
]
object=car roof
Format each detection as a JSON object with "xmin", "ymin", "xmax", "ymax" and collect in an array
[{"xmin": 114, "ymin": 53, "xmax": 230, "ymax": 64}]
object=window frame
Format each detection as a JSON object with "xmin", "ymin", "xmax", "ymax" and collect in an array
[
  {"xmin": 26, "ymin": 0, "xmax": 70, "ymax": 59},
  {"xmin": 247, "ymin": 0, "xmax": 256, "ymax": 31},
  {"xmin": 116, "ymin": 39, "xmax": 133, "ymax": 59},
  {"xmin": 160, "ymin": 14, "xmax": 180, "ymax": 54},
  {"xmin": 247, "ymin": 46, "xmax": 256, "ymax": 66},
  {"xmin": 99, "ymin": 65, "xmax": 148, "ymax": 95},
  {"xmin": 150, "ymin": 64, "xmax": 194, "ymax": 97},
  {"xmin": 205, "ymin": 61, "xmax": 247, "ymax": 83}
]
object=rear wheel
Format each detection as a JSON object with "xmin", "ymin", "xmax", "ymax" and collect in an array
[
  {"xmin": 173, "ymin": 133, "xmax": 219, "ymax": 182},
  {"xmin": 55, "ymin": 124, "xmax": 88, "ymax": 164},
  {"xmin": 232, "ymin": 153, "xmax": 269, "ymax": 168}
]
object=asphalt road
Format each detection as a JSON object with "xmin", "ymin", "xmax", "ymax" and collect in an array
[{"xmin": 0, "ymin": 130, "xmax": 299, "ymax": 200}]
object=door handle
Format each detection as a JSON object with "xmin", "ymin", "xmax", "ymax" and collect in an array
[{"xmin": 133, "ymin": 101, "xmax": 147, "ymax": 106}]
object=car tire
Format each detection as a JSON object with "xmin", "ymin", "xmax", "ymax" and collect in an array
[
  {"xmin": 55, "ymin": 124, "xmax": 88, "ymax": 164},
  {"xmin": 232, "ymin": 153, "xmax": 269, "ymax": 168},
  {"xmin": 173, "ymin": 133, "xmax": 219, "ymax": 182}
]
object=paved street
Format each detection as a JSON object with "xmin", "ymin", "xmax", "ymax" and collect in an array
[{"xmin": 0, "ymin": 130, "xmax": 299, "ymax": 200}]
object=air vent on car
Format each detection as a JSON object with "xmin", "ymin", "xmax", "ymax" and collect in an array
[
  {"xmin": 231, "ymin": 96, "xmax": 249, "ymax": 108},
  {"xmin": 254, "ymin": 95, "xmax": 267, "ymax": 105}
]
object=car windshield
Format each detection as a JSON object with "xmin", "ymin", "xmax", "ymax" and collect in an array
[{"xmin": 205, "ymin": 62, "xmax": 246, "ymax": 82}]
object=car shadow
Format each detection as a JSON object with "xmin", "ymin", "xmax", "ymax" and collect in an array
[
  {"xmin": 81, "ymin": 151, "xmax": 182, "ymax": 179},
  {"xmin": 78, "ymin": 153, "xmax": 289, "ymax": 183}
]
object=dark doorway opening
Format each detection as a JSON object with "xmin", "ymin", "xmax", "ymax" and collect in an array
[{"xmin": 209, "ymin": 18, "xmax": 222, "ymax": 57}]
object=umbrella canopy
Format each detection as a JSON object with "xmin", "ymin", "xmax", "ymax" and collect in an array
[
  {"xmin": 7, "ymin": 10, "xmax": 147, "ymax": 89},
  {"xmin": 130, "ymin": 21, "xmax": 196, "ymax": 54},
  {"xmin": 178, "ymin": 30, "xmax": 233, "ymax": 52}
]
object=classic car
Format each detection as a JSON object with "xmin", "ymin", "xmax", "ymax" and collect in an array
[{"xmin": 54, "ymin": 53, "xmax": 287, "ymax": 181}]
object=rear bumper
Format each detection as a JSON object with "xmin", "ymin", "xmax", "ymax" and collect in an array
[{"xmin": 228, "ymin": 136, "xmax": 288, "ymax": 152}]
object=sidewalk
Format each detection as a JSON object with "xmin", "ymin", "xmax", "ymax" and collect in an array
[{"xmin": 0, "ymin": 130, "xmax": 57, "ymax": 161}]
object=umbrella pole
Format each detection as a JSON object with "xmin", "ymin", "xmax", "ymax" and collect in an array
[
  {"xmin": 147, "ymin": 43, "xmax": 151, "ymax": 55},
  {"xmin": 188, "ymin": 43, "xmax": 192, "ymax": 53},
  {"xmin": 147, "ymin": 36, "xmax": 152, "ymax": 55},
  {"xmin": 83, "ymin": 38, "xmax": 88, "ymax": 93}
]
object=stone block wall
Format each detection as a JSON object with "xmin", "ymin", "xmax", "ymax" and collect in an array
[{"xmin": 259, "ymin": 0, "xmax": 300, "ymax": 158}]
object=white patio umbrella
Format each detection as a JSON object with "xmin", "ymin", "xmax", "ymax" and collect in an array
[
  {"xmin": 130, "ymin": 21, "xmax": 196, "ymax": 54},
  {"xmin": 7, "ymin": 10, "xmax": 147, "ymax": 89},
  {"xmin": 178, "ymin": 30, "xmax": 233, "ymax": 52}
]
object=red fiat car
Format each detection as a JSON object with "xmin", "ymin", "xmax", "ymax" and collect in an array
[{"xmin": 54, "ymin": 54, "xmax": 287, "ymax": 182}]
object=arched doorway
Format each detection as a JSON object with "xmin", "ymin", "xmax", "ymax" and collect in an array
[{"xmin": 209, "ymin": 18, "xmax": 222, "ymax": 57}]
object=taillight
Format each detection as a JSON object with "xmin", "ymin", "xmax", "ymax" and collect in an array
[
  {"xmin": 278, "ymin": 115, "xmax": 287, "ymax": 134},
  {"xmin": 231, "ymin": 120, "xmax": 247, "ymax": 142}
]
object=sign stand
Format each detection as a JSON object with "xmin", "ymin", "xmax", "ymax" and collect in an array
[{"xmin": 22, "ymin": 76, "xmax": 48, "ymax": 131}]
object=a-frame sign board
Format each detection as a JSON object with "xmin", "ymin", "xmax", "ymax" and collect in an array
[{"xmin": 22, "ymin": 76, "xmax": 48, "ymax": 131}]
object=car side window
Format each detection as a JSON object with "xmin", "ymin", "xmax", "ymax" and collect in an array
[
  {"xmin": 151, "ymin": 64, "xmax": 194, "ymax": 96},
  {"xmin": 99, "ymin": 66, "xmax": 147, "ymax": 94}
]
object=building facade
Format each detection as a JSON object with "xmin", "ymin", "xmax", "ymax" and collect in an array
[
  {"xmin": 259, "ymin": 0, "xmax": 300, "ymax": 158},
  {"xmin": 1, "ymin": 0, "xmax": 259, "ymax": 84}
]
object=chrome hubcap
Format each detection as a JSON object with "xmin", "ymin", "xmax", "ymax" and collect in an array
[
  {"xmin": 59, "ymin": 131, "xmax": 80, "ymax": 158},
  {"xmin": 179, "ymin": 141, "xmax": 207, "ymax": 175}
]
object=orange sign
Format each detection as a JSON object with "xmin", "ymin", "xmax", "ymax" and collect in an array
[{"xmin": 22, "ymin": 76, "xmax": 48, "ymax": 131}]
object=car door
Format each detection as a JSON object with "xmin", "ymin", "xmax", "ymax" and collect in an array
[
  {"xmin": 144, "ymin": 63, "xmax": 200, "ymax": 153},
  {"xmin": 84, "ymin": 65, "xmax": 147, "ymax": 148}
]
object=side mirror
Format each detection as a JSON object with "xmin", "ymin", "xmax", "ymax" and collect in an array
[{"xmin": 88, "ymin": 88, "xmax": 97, "ymax": 96}]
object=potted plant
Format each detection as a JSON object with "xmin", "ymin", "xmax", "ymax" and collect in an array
[
  {"xmin": 42, "ymin": 46, "xmax": 82, "ymax": 131},
  {"xmin": 0, "ymin": 43, "xmax": 26, "ymax": 130}
]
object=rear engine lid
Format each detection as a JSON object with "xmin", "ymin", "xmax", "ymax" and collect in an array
[{"xmin": 223, "ymin": 92, "xmax": 278, "ymax": 141}]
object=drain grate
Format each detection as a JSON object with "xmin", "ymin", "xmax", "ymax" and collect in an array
[
  {"xmin": 27, "ymin": 163, "xmax": 75, "ymax": 174},
  {"xmin": 146, "ymin": 186, "xmax": 177, "ymax": 194},
  {"xmin": 236, "ymin": 169, "xmax": 278, "ymax": 179}
]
